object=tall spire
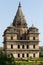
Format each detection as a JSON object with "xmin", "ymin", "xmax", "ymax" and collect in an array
[{"xmin": 13, "ymin": 2, "xmax": 27, "ymax": 28}]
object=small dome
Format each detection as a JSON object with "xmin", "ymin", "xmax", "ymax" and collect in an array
[{"xmin": 29, "ymin": 24, "xmax": 38, "ymax": 32}]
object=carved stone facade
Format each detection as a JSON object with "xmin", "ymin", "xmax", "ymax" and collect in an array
[{"xmin": 3, "ymin": 3, "xmax": 39, "ymax": 59}]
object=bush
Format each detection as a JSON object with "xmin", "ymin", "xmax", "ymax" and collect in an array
[{"xmin": 0, "ymin": 53, "xmax": 15, "ymax": 65}]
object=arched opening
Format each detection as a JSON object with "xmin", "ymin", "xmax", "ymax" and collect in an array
[{"xmin": 11, "ymin": 44, "xmax": 13, "ymax": 49}]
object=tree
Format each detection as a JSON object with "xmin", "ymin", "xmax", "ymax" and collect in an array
[{"xmin": 0, "ymin": 53, "xmax": 15, "ymax": 65}]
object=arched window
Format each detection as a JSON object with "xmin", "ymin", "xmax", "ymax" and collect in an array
[
  {"xmin": 33, "ymin": 53, "xmax": 35, "ymax": 57},
  {"xmin": 20, "ymin": 36, "xmax": 22, "ymax": 40},
  {"xmin": 33, "ymin": 37, "xmax": 35, "ymax": 40},
  {"xmin": 11, "ymin": 36, "xmax": 13, "ymax": 40},
  {"xmin": 33, "ymin": 45, "xmax": 35, "ymax": 49},
  {"xmin": 27, "ymin": 53, "xmax": 29, "ymax": 57},
  {"xmin": 22, "ymin": 53, "xmax": 24, "ymax": 57},
  {"xmin": 18, "ymin": 45, "xmax": 20, "ymax": 49},
  {"xmin": 27, "ymin": 45, "xmax": 29, "ymax": 49},
  {"xmin": 11, "ymin": 44, "xmax": 13, "ymax": 49},
  {"xmin": 18, "ymin": 54, "xmax": 20, "ymax": 58},
  {"xmin": 22, "ymin": 45, "xmax": 24, "ymax": 49}
]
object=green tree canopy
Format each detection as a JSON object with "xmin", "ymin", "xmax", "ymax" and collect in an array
[{"xmin": 0, "ymin": 53, "xmax": 15, "ymax": 65}]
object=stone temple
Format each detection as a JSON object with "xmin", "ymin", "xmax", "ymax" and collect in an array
[{"xmin": 3, "ymin": 2, "xmax": 40, "ymax": 59}]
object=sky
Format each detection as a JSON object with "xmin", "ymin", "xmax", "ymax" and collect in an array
[{"xmin": 0, "ymin": 0, "xmax": 43, "ymax": 47}]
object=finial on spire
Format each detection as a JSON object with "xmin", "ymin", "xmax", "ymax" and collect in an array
[
  {"xmin": 32, "ymin": 24, "xmax": 34, "ymax": 27},
  {"xmin": 18, "ymin": 2, "xmax": 21, "ymax": 7}
]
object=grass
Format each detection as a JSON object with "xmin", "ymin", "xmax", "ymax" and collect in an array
[{"xmin": 15, "ymin": 58, "xmax": 43, "ymax": 65}]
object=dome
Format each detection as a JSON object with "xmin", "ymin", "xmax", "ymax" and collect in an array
[{"xmin": 29, "ymin": 24, "xmax": 38, "ymax": 32}]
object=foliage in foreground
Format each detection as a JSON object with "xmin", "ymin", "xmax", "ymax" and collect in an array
[
  {"xmin": 0, "ymin": 53, "xmax": 43, "ymax": 65},
  {"xmin": 0, "ymin": 53, "xmax": 15, "ymax": 65}
]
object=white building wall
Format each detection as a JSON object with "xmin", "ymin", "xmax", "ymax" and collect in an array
[
  {"xmin": 13, "ymin": 45, "xmax": 17, "ymax": 49},
  {"xmin": 29, "ymin": 53, "xmax": 33, "ymax": 58},
  {"xmin": 29, "ymin": 45, "xmax": 33, "ymax": 49},
  {"xmin": 7, "ymin": 45, "xmax": 11, "ymax": 49},
  {"xmin": 35, "ymin": 52, "xmax": 39, "ymax": 58},
  {"xmin": 13, "ymin": 54, "xmax": 18, "ymax": 58}
]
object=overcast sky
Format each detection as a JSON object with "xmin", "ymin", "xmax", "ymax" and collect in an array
[{"xmin": 0, "ymin": 0, "xmax": 43, "ymax": 47}]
